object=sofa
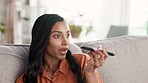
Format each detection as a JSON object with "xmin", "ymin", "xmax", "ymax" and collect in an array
[{"xmin": 0, "ymin": 35, "xmax": 148, "ymax": 83}]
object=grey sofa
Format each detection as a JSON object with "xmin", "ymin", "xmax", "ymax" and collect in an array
[{"xmin": 0, "ymin": 35, "xmax": 148, "ymax": 83}]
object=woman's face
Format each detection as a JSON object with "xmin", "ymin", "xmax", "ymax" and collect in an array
[{"xmin": 44, "ymin": 21, "xmax": 70, "ymax": 60}]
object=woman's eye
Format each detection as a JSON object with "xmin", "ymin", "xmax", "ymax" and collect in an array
[
  {"xmin": 67, "ymin": 34, "xmax": 70, "ymax": 38},
  {"xmin": 54, "ymin": 34, "xmax": 61, "ymax": 38}
]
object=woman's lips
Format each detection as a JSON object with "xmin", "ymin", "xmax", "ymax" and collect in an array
[{"xmin": 59, "ymin": 48, "xmax": 68, "ymax": 55}]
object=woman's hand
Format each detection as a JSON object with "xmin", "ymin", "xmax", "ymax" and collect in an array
[{"xmin": 84, "ymin": 45, "xmax": 108, "ymax": 72}]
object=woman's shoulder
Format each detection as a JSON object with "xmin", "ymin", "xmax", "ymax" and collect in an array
[
  {"xmin": 73, "ymin": 53, "xmax": 90, "ymax": 68},
  {"xmin": 15, "ymin": 73, "xmax": 24, "ymax": 83}
]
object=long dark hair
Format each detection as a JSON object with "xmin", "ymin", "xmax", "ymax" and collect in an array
[{"xmin": 23, "ymin": 14, "xmax": 85, "ymax": 83}]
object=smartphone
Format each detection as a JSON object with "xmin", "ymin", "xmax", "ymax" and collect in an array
[{"xmin": 81, "ymin": 46, "xmax": 115, "ymax": 56}]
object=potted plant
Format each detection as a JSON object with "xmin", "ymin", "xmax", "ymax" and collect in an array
[
  {"xmin": 68, "ymin": 14, "xmax": 93, "ymax": 38},
  {"xmin": 69, "ymin": 22, "xmax": 82, "ymax": 38}
]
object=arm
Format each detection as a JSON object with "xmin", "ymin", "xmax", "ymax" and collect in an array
[
  {"xmin": 84, "ymin": 46, "xmax": 108, "ymax": 83},
  {"xmin": 85, "ymin": 69, "xmax": 102, "ymax": 83}
]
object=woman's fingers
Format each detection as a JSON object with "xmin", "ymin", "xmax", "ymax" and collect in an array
[
  {"xmin": 101, "ymin": 49, "xmax": 109, "ymax": 60},
  {"xmin": 93, "ymin": 48, "xmax": 106, "ymax": 63},
  {"xmin": 86, "ymin": 45, "xmax": 109, "ymax": 70},
  {"xmin": 86, "ymin": 52, "xmax": 99, "ymax": 70},
  {"xmin": 91, "ymin": 52, "xmax": 102, "ymax": 67},
  {"xmin": 97, "ymin": 45, "xmax": 109, "ymax": 61}
]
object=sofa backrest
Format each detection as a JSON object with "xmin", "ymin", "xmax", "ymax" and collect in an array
[
  {"xmin": 0, "ymin": 45, "xmax": 29, "ymax": 83},
  {"xmin": 1, "ymin": 35, "xmax": 148, "ymax": 83},
  {"xmin": 0, "ymin": 43, "xmax": 82, "ymax": 83},
  {"xmin": 79, "ymin": 35, "xmax": 148, "ymax": 83}
]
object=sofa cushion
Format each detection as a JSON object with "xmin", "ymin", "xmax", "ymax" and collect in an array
[{"xmin": 79, "ymin": 35, "xmax": 148, "ymax": 83}]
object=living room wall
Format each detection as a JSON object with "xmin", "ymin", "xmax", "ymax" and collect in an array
[{"xmin": 0, "ymin": 0, "xmax": 147, "ymax": 44}]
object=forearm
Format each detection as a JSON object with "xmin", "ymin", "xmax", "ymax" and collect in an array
[{"xmin": 84, "ymin": 69, "xmax": 100, "ymax": 83}]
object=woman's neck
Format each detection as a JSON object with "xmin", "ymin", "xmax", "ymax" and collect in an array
[{"xmin": 43, "ymin": 55, "xmax": 61, "ymax": 77}]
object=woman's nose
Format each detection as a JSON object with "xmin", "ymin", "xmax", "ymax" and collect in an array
[{"xmin": 62, "ymin": 37, "xmax": 69, "ymax": 46}]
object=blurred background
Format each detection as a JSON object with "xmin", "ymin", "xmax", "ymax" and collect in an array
[{"xmin": 0, "ymin": 0, "xmax": 148, "ymax": 44}]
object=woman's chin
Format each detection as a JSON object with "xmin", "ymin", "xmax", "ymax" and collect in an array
[{"xmin": 58, "ymin": 54, "xmax": 66, "ymax": 59}]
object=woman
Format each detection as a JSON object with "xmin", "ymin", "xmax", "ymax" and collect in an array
[{"xmin": 16, "ymin": 14, "xmax": 108, "ymax": 83}]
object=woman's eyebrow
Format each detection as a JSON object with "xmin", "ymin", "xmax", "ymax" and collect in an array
[
  {"xmin": 51, "ymin": 31, "xmax": 62, "ymax": 33},
  {"xmin": 51, "ymin": 30, "xmax": 70, "ymax": 34}
]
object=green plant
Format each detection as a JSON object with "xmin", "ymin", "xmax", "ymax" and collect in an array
[
  {"xmin": 68, "ymin": 14, "xmax": 93, "ymax": 38},
  {"xmin": 0, "ymin": 23, "xmax": 5, "ymax": 33},
  {"xmin": 22, "ymin": 16, "xmax": 30, "ymax": 21},
  {"xmin": 85, "ymin": 25, "xmax": 93, "ymax": 35},
  {"xmin": 69, "ymin": 24, "xmax": 82, "ymax": 34},
  {"xmin": 69, "ymin": 24, "xmax": 82, "ymax": 38}
]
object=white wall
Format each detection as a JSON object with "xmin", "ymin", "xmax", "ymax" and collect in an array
[
  {"xmin": 0, "ymin": 1, "xmax": 6, "ymax": 24},
  {"xmin": 12, "ymin": 0, "xmax": 148, "ymax": 44},
  {"xmin": 100, "ymin": 0, "xmax": 130, "ymax": 38}
]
